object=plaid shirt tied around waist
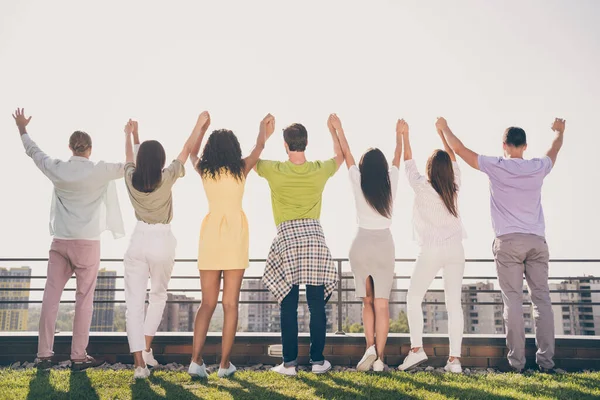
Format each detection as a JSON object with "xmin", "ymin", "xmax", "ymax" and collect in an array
[{"xmin": 262, "ymin": 219, "xmax": 338, "ymax": 303}]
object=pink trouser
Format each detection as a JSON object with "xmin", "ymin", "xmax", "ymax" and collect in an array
[{"xmin": 38, "ymin": 238, "xmax": 101, "ymax": 360}]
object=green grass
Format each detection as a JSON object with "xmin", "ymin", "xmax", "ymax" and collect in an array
[{"xmin": 1, "ymin": 368, "xmax": 599, "ymax": 400}]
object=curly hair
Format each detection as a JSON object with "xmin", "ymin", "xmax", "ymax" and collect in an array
[{"xmin": 198, "ymin": 129, "xmax": 245, "ymax": 181}]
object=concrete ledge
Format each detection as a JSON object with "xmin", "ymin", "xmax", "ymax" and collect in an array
[{"xmin": 1, "ymin": 333, "xmax": 599, "ymax": 371}]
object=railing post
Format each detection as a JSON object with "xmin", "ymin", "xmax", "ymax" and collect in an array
[{"xmin": 335, "ymin": 259, "xmax": 345, "ymax": 335}]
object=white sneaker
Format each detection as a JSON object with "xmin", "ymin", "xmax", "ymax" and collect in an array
[
  {"xmin": 218, "ymin": 362, "xmax": 237, "ymax": 378},
  {"xmin": 398, "ymin": 348, "xmax": 428, "ymax": 371},
  {"xmin": 312, "ymin": 360, "xmax": 332, "ymax": 374},
  {"xmin": 271, "ymin": 363, "xmax": 297, "ymax": 376},
  {"xmin": 373, "ymin": 358, "xmax": 385, "ymax": 372},
  {"xmin": 134, "ymin": 366, "xmax": 150, "ymax": 379},
  {"xmin": 356, "ymin": 345, "xmax": 377, "ymax": 372},
  {"xmin": 142, "ymin": 349, "xmax": 158, "ymax": 368},
  {"xmin": 444, "ymin": 358, "xmax": 462, "ymax": 373},
  {"xmin": 188, "ymin": 361, "xmax": 208, "ymax": 378}
]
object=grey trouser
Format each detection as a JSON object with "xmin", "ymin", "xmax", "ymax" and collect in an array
[{"xmin": 493, "ymin": 233, "xmax": 555, "ymax": 370}]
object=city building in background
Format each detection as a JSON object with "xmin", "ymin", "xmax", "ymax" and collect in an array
[
  {"xmin": 239, "ymin": 279, "xmax": 334, "ymax": 333},
  {"xmin": 0, "ymin": 267, "xmax": 31, "ymax": 331},
  {"xmin": 552, "ymin": 277, "xmax": 599, "ymax": 336},
  {"xmin": 91, "ymin": 269, "xmax": 116, "ymax": 332},
  {"xmin": 158, "ymin": 293, "xmax": 198, "ymax": 332}
]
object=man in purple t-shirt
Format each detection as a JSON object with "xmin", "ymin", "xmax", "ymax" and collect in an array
[{"xmin": 436, "ymin": 117, "xmax": 566, "ymax": 373}]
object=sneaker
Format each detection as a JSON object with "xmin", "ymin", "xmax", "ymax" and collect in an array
[
  {"xmin": 271, "ymin": 363, "xmax": 297, "ymax": 376},
  {"xmin": 34, "ymin": 357, "xmax": 54, "ymax": 370},
  {"xmin": 398, "ymin": 348, "xmax": 428, "ymax": 371},
  {"xmin": 142, "ymin": 349, "xmax": 158, "ymax": 368},
  {"xmin": 312, "ymin": 360, "xmax": 332, "ymax": 374},
  {"xmin": 218, "ymin": 362, "xmax": 237, "ymax": 378},
  {"xmin": 188, "ymin": 361, "xmax": 208, "ymax": 378},
  {"xmin": 71, "ymin": 355, "xmax": 104, "ymax": 372},
  {"xmin": 444, "ymin": 358, "xmax": 462, "ymax": 373},
  {"xmin": 373, "ymin": 358, "xmax": 385, "ymax": 372},
  {"xmin": 356, "ymin": 345, "xmax": 377, "ymax": 372},
  {"xmin": 134, "ymin": 366, "xmax": 150, "ymax": 379}
]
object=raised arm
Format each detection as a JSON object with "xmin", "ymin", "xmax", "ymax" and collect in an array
[
  {"xmin": 244, "ymin": 114, "xmax": 275, "ymax": 176},
  {"xmin": 13, "ymin": 108, "xmax": 55, "ymax": 176},
  {"xmin": 546, "ymin": 118, "xmax": 566, "ymax": 166},
  {"xmin": 437, "ymin": 128, "xmax": 456, "ymax": 161},
  {"xmin": 186, "ymin": 111, "xmax": 211, "ymax": 168},
  {"xmin": 327, "ymin": 114, "xmax": 345, "ymax": 169},
  {"xmin": 395, "ymin": 119, "xmax": 407, "ymax": 165},
  {"xmin": 328, "ymin": 114, "xmax": 355, "ymax": 168},
  {"xmin": 436, "ymin": 117, "xmax": 479, "ymax": 170},
  {"xmin": 124, "ymin": 119, "xmax": 135, "ymax": 163}
]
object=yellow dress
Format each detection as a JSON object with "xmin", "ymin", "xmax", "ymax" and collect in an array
[{"xmin": 198, "ymin": 173, "xmax": 249, "ymax": 270}]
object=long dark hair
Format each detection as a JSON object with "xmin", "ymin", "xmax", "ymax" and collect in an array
[
  {"xmin": 359, "ymin": 148, "xmax": 392, "ymax": 218},
  {"xmin": 198, "ymin": 129, "xmax": 245, "ymax": 181},
  {"xmin": 426, "ymin": 149, "xmax": 458, "ymax": 217},
  {"xmin": 132, "ymin": 140, "xmax": 166, "ymax": 193}
]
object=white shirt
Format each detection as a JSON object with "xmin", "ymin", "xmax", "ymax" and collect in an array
[
  {"xmin": 21, "ymin": 134, "xmax": 126, "ymax": 240},
  {"xmin": 405, "ymin": 159, "xmax": 465, "ymax": 246},
  {"xmin": 349, "ymin": 165, "xmax": 399, "ymax": 230}
]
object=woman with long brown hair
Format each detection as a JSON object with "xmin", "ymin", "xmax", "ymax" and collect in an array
[
  {"xmin": 328, "ymin": 114, "xmax": 402, "ymax": 372},
  {"xmin": 398, "ymin": 120, "xmax": 466, "ymax": 374}
]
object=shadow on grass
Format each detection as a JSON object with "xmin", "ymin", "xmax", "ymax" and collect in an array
[
  {"xmin": 221, "ymin": 375, "xmax": 298, "ymax": 400},
  {"xmin": 298, "ymin": 373, "xmax": 420, "ymax": 400},
  {"xmin": 70, "ymin": 370, "xmax": 100, "ymax": 400},
  {"xmin": 150, "ymin": 375, "xmax": 201, "ymax": 400},
  {"xmin": 502, "ymin": 374, "xmax": 600, "ymax": 400},
  {"xmin": 27, "ymin": 369, "xmax": 64, "ymax": 400}
]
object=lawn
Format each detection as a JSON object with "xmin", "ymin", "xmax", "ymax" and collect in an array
[{"xmin": 0, "ymin": 369, "xmax": 599, "ymax": 400}]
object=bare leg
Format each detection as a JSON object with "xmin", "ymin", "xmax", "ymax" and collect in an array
[
  {"xmin": 220, "ymin": 269, "xmax": 245, "ymax": 369},
  {"xmin": 362, "ymin": 276, "xmax": 375, "ymax": 348},
  {"xmin": 145, "ymin": 336, "xmax": 153, "ymax": 352},
  {"xmin": 133, "ymin": 352, "xmax": 144, "ymax": 368},
  {"xmin": 374, "ymin": 298, "xmax": 390, "ymax": 359},
  {"xmin": 191, "ymin": 270, "xmax": 221, "ymax": 365}
]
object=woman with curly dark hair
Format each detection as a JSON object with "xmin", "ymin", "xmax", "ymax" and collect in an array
[{"xmin": 188, "ymin": 113, "xmax": 275, "ymax": 379}]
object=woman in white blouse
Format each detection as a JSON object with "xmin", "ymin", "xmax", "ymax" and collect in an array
[
  {"xmin": 328, "ymin": 114, "xmax": 402, "ymax": 372},
  {"xmin": 398, "ymin": 121, "xmax": 465, "ymax": 374}
]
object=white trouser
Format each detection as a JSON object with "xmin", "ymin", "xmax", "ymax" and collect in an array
[
  {"xmin": 124, "ymin": 221, "xmax": 176, "ymax": 353},
  {"xmin": 407, "ymin": 241, "xmax": 465, "ymax": 357}
]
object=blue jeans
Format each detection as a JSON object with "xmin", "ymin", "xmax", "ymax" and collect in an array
[{"xmin": 280, "ymin": 285, "xmax": 330, "ymax": 367}]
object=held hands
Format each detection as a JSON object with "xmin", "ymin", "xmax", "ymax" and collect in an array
[
  {"xmin": 260, "ymin": 113, "xmax": 276, "ymax": 139},
  {"xmin": 196, "ymin": 111, "xmax": 211, "ymax": 132},
  {"xmin": 435, "ymin": 117, "xmax": 449, "ymax": 132},
  {"xmin": 552, "ymin": 118, "xmax": 566, "ymax": 134},
  {"xmin": 12, "ymin": 108, "xmax": 32, "ymax": 135},
  {"xmin": 124, "ymin": 119, "xmax": 135, "ymax": 136},
  {"xmin": 396, "ymin": 119, "xmax": 408, "ymax": 141},
  {"xmin": 328, "ymin": 114, "xmax": 343, "ymax": 133}
]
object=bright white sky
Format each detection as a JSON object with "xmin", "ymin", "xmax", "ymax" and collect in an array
[{"xmin": 1, "ymin": 0, "xmax": 599, "ymax": 291}]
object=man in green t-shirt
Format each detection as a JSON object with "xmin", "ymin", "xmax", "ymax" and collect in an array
[{"xmin": 256, "ymin": 119, "xmax": 344, "ymax": 376}]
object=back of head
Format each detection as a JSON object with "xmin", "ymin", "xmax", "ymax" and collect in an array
[
  {"xmin": 69, "ymin": 131, "xmax": 92, "ymax": 156},
  {"xmin": 359, "ymin": 148, "xmax": 392, "ymax": 218},
  {"xmin": 426, "ymin": 150, "xmax": 458, "ymax": 217},
  {"xmin": 503, "ymin": 127, "xmax": 527, "ymax": 148},
  {"xmin": 132, "ymin": 140, "xmax": 166, "ymax": 193},
  {"xmin": 283, "ymin": 123, "xmax": 308, "ymax": 152},
  {"xmin": 198, "ymin": 129, "xmax": 245, "ymax": 181}
]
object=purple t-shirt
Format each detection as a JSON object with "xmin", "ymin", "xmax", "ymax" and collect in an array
[{"xmin": 478, "ymin": 155, "xmax": 553, "ymax": 238}]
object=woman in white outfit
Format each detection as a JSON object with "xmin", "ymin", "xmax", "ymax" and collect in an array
[
  {"xmin": 398, "ymin": 120, "xmax": 465, "ymax": 374},
  {"xmin": 123, "ymin": 113, "xmax": 210, "ymax": 379},
  {"xmin": 328, "ymin": 114, "xmax": 402, "ymax": 372}
]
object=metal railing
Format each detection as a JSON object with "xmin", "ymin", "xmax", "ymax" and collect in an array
[{"xmin": 1, "ymin": 257, "xmax": 599, "ymax": 334}]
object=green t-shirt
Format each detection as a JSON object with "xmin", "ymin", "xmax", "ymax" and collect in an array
[{"xmin": 256, "ymin": 158, "xmax": 338, "ymax": 226}]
